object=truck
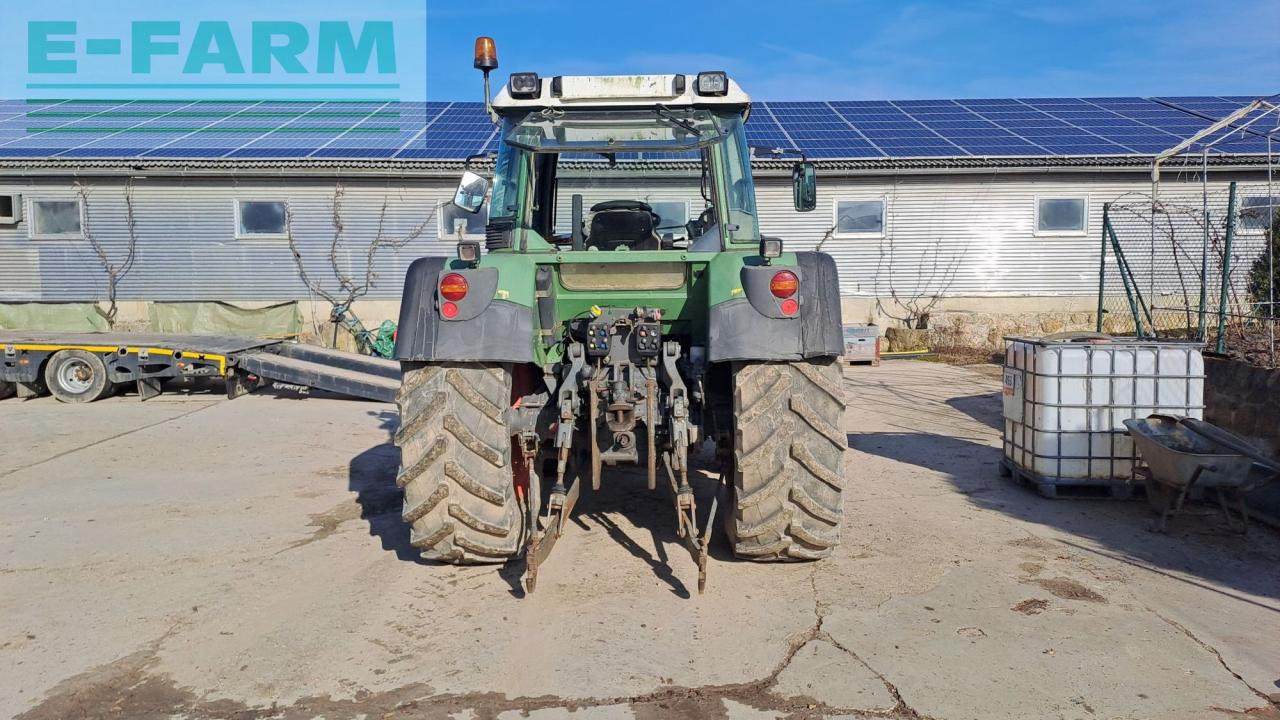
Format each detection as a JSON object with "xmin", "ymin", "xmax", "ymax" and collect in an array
[{"xmin": 391, "ymin": 38, "xmax": 848, "ymax": 592}]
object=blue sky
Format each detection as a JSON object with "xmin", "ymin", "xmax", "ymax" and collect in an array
[{"xmin": 426, "ymin": 0, "xmax": 1280, "ymax": 102}]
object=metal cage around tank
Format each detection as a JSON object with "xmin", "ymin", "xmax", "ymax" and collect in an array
[{"xmin": 1002, "ymin": 336, "xmax": 1205, "ymax": 494}]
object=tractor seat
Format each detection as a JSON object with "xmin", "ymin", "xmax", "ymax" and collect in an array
[{"xmin": 587, "ymin": 200, "xmax": 661, "ymax": 251}]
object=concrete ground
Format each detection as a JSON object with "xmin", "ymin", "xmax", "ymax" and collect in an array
[{"xmin": 1, "ymin": 361, "xmax": 1278, "ymax": 720}]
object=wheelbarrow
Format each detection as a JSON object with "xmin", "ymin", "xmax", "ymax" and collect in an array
[{"xmin": 1123, "ymin": 415, "xmax": 1280, "ymax": 534}]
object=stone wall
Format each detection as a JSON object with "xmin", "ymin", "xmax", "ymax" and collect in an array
[
  {"xmin": 1203, "ymin": 355, "xmax": 1280, "ymax": 520},
  {"xmin": 928, "ymin": 310, "xmax": 1099, "ymax": 352},
  {"xmin": 837, "ymin": 296, "xmax": 1140, "ymax": 353},
  {"xmin": 1204, "ymin": 356, "xmax": 1280, "ymax": 455}
]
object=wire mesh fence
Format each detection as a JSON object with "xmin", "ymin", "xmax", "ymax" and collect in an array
[{"xmin": 1098, "ymin": 181, "xmax": 1277, "ymax": 367}]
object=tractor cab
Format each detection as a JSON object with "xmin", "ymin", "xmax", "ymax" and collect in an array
[{"xmin": 450, "ymin": 49, "xmax": 815, "ymax": 257}]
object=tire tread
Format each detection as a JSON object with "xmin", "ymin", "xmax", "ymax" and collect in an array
[
  {"xmin": 395, "ymin": 362, "xmax": 520, "ymax": 564},
  {"xmin": 730, "ymin": 358, "xmax": 846, "ymax": 561}
]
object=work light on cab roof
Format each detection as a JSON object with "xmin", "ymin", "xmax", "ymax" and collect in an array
[
  {"xmin": 493, "ymin": 71, "xmax": 748, "ymax": 107},
  {"xmin": 479, "ymin": 36, "xmax": 751, "ymax": 112}
]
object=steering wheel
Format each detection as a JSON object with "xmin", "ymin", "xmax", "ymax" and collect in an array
[{"xmin": 591, "ymin": 200, "xmax": 653, "ymax": 213}]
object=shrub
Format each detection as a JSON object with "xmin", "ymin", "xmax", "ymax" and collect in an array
[{"xmin": 1245, "ymin": 208, "xmax": 1280, "ymax": 319}]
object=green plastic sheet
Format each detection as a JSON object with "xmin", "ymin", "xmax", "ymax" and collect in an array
[
  {"xmin": 148, "ymin": 301, "xmax": 302, "ymax": 338},
  {"xmin": 0, "ymin": 303, "xmax": 109, "ymax": 332}
]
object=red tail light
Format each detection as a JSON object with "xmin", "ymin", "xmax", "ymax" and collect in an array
[
  {"xmin": 770, "ymin": 270, "xmax": 799, "ymax": 299},
  {"xmin": 439, "ymin": 273, "xmax": 469, "ymax": 301}
]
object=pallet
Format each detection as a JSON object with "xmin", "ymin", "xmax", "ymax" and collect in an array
[{"xmin": 999, "ymin": 457, "xmax": 1142, "ymax": 500}]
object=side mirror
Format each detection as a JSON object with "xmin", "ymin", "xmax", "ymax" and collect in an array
[
  {"xmin": 452, "ymin": 170, "xmax": 490, "ymax": 214},
  {"xmin": 792, "ymin": 161, "xmax": 816, "ymax": 213}
]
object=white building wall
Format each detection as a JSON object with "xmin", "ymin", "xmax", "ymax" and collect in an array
[
  {"xmin": 0, "ymin": 176, "xmax": 454, "ymax": 302},
  {"xmin": 0, "ymin": 170, "xmax": 1265, "ymax": 304},
  {"xmin": 756, "ymin": 173, "xmax": 1257, "ymax": 298}
]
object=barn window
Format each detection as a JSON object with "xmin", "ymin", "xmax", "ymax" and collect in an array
[
  {"xmin": 439, "ymin": 199, "xmax": 489, "ymax": 239},
  {"xmin": 834, "ymin": 198, "xmax": 885, "ymax": 237},
  {"xmin": 28, "ymin": 199, "xmax": 83, "ymax": 239},
  {"xmin": 649, "ymin": 200, "xmax": 690, "ymax": 232},
  {"xmin": 0, "ymin": 194, "xmax": 19, "ymax": 224},
  {"xmin": 1036, "ymin": 197, "xmax": 1087, "ymax": 234},
  {"xmin": 236, "ymin": 200, "xmax": 289, "ymax": 238},
  {"xmin": 1240, "ymin": 196, "xmax": 1279, "ymax": 232}
]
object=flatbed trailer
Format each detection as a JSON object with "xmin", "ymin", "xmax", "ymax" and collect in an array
[{"xmin": 0, "ymin": 332, "xmax": 399, "ymax": 404}]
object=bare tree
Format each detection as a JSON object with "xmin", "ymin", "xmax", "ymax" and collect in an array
[
  {"xmin": 288, "ymin": 182, "xmax": 438, "ymax": 309},
  {"xmin": 874, "ymin": 235, "xmax": 966, "ymax": 330},
  {"xmin": 75, "ymin": 178, "xmax": 139, "ymax": 328},
  {"xmin": 813, "ymin": 223, "xmax": 838, "ymax": 253},
  {"xmin": 287, "ymin": 183, "xmax": 439, "ymax": 351}
]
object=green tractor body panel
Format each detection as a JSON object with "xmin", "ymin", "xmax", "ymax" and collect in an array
[{"xmin": 395, "ymin": 247, "xmax": 833, "ymax": 366}]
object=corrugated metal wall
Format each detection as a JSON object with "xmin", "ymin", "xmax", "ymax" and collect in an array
[
  {"xmin": 0, "ymin": 177, "xmax": 453, "ymax": 302},
  {"xmin": 0, "ymin": 171, "xmax": 1259, "ymax": 302},
  {"xmin": 755, "ymin": 173, "xmax": 1252, "ymax": 297}
]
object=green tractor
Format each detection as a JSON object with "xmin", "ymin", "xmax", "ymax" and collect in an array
[{"xmin": 393, "ymin": 37, "xmax": 847, "ymax": 592}]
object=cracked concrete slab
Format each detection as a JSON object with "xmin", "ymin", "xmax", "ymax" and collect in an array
[
  {"xmin": 822, "ymin": 564, "xmax": 1263, "ymax": 720},
  {"xmin": 770, "ymin": 639, "xmax": 896, "ymax": 711},
  {"xmin": 2, "ymin": 362, "xmax": 1278, "ymax": 720}
]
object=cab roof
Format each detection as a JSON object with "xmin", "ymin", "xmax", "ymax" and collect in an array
[{"xmin": 492, "ymin": 73, "xmax": 751, "ymax": 112}]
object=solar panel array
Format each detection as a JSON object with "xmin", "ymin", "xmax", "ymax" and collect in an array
[{"xmin": 0, "ymin": 95, "xmax": 1273, "ymax": 161}]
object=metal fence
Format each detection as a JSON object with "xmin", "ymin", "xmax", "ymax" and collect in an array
[{"xmin": 1097, "ymin": 181, "xmax": 1277, "ymax": 367}]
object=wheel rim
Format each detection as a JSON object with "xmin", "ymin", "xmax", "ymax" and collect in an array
[{"xmin": 57, "ymin": 358, "xmax": 95, "ymax": 394}]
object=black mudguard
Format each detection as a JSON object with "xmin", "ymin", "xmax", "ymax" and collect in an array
[
  {"xmin": 707, "ymin": 251, "xmax": 843, "ymax": 363},
  {"xmin": 796, "ymin": 251, "xmax": 844, "ymax": 357},
  {"xmin": 393, "ymin": 257, "xmax": 535, "ymax": 363},
  {"xmin": 0, "ymin": 351, "xmax": 46, "ymax": 383}
]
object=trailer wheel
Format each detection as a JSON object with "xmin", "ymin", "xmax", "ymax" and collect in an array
[
  {"xmin": 729, "ymin": 358, "xmax": 846, "ymax": 561},
  {"xmin": 395, "ymin": 362, "xmax": 522, "ymax": 564},
  {"xmin": 44, "ymin": 350, "xmax": 114, "ymax": 404}
]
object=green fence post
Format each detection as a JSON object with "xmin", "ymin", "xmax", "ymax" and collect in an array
[
  {"xmin": 1107, "ymin": 220, "xmax": 1150, "ymax": 338},
  {"xmin": 1097, "ymin": 204, "xmax": 1109, "ymax": 333},
  {"xmin": 1216, "ymin": 182, "xmax": 1237, "ymax": 354}
]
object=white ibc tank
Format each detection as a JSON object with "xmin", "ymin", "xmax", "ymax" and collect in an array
[{"xmin": 1002, "ymin": 336, "xmax": 1204, "ymax": 482}]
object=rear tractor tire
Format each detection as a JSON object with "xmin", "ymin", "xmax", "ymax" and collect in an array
[
  {"xmin": 395, "ymin": 362, "xmax": 522, "ymax": 564},
  {"xmin": 44, "ymin": 349, "xmax": 115, "ymax": 403},
  {"xmin": 730, "ymin": 357, "xmax": 847, "ymax": 561}
]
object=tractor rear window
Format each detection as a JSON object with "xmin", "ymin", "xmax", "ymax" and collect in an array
[{"xmin": 491, "ymin": 109, "xmax": 761, "ymax": 248}]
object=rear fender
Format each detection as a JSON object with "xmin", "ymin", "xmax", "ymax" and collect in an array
[
  {"xmin": 393, "ymin": 257, "xmax": 535, "ymax": 363},
  {"xmin": 707, "ymin": 251, "xmax": 842, "ymax": 362}
]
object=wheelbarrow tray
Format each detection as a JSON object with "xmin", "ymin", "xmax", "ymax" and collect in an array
[
  {"xmin": 1124, "ymin": 415, "xmax": 1280, "ymax": 534},
  {"xmin": 1122, "ymin": 415, "xmax": 1260, "ymax": 490}
]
